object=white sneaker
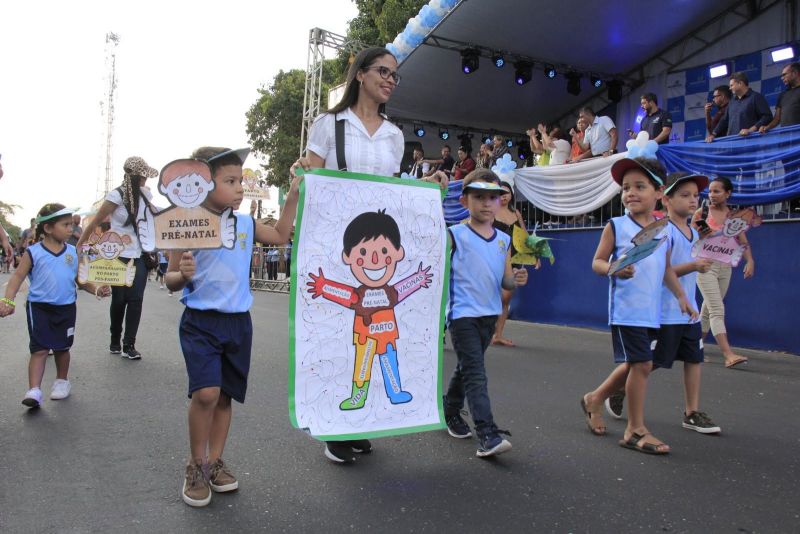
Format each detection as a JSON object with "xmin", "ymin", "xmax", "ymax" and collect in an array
[
  {"xmin": 159, "ymin": 284, "xmax": 164, "ymax": 290},
  {"xmin": 50, "ymin": 379, "xmax": 71, "ymax": 400},
  {"xmin": 22, "ymin": 387, "xmax": 43, "ymax": 408}
]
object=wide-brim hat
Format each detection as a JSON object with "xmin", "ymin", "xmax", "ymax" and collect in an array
[
  {"xmin": 610, "ymin": 158, "xmax": 664, "ymax": 186},
  {"xmin": 664, "ymin": 173, "xmax": 710, "ymax": 195},
  {"xmin": 123, "ymin": 156, "xmax": 158, "ymax": 178}
]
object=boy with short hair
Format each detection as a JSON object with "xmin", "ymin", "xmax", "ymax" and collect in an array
[
  {"xmin": 443, "ymin": 168, "xmax": 528, "ymax": 458},
  {"xmin": 166, "ymin": 146, "xmax": 301, "ymax": 507},
  {"xmin": 581, "ymin": 157, "xmax": 697, "ymax": 455}
]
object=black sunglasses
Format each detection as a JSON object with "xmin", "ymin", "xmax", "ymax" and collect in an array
[{"xmin": 364, "ymin": 66, "xmax": 401, "ymax": 85}]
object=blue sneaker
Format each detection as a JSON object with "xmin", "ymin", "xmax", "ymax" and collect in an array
[{"xmin": 476, "ymin": 428, "xmax": 512, "ymax": 458}]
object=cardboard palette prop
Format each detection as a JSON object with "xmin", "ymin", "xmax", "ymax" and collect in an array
[
  {"xmin": 77, "ymin": 231, "xmax": 136, "ymax": 286},
  {"xmin": 608, "ymin": 218, "xmax": 669, "ymax": 275},
  {"xmin": 691, "ymin": 208, "xmax": 761, "ymax": 267},
  {"xmin": 242, "ymin": 168, "xmax": 270, "ymax": 200},
  {"xmin": 136, "ymin": 159, "xmax": 236, "ymax": 251},
  {"xmin": 511, "ymin": 224, "xmax": 555, "ymax": 265},
  {"xmin": 290, "ymin": 168, "xmax": 448, "ymax": 441}
]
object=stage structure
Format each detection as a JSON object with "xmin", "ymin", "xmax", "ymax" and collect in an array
[{"xmin": 299, "ymin": 28, "xmax": 363, "ymax": 156}]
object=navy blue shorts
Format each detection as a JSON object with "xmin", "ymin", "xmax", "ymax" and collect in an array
[
  {"xmin": 158, "ymin": 262, "xmax": 168, "ymax": 276},
  {"xmin": 611, "ymin": 325, "xmax": 658, "ymax": 364},
  {"xmin": 653, "ymin": 322, "xmax": 704, "ymax": 369},
  {"xmin": 179, "ymin": 308, "xmax": 253, "ymax": 403},
  {"xmin": 26, "ymin": 301, "xmax": 76, "ymax": 353}
]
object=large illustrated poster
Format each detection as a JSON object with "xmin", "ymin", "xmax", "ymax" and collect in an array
[{"xmin": 290, "ymin": 169, "xmax": 448, "ymax": 440}]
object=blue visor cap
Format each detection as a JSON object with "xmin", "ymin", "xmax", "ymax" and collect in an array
[{"xmin": 462, "ymin": 181, "xmax": 506, "ymax": 193}]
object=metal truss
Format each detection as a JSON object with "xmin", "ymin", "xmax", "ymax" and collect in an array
[{"xmin": 300, "ymin": 28, "xmax": 363, "ymax": 156}]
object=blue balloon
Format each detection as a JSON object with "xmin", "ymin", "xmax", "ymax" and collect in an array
[{"xmin": 440, "ymin": 0, "xmax": 458, "ymax": 8}]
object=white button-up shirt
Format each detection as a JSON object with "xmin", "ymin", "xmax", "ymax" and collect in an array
[{"xmin": 306, "ymin": 107, "xmax": 404, "ymax": 177}]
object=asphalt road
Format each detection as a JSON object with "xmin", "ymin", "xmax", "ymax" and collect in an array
[{"xmin": 1, "ymin": 274, "xmax": 798, "ymax": 533}]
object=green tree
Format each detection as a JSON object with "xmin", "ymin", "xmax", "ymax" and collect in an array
[{"xmin": 0, "ymin": 200, "xmax": 22, "ymax": 243}]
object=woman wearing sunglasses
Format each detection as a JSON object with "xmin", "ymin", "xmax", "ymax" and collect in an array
[{"xmin": 291, "ymin": 47, "xmax": 405, "ymax": 464}]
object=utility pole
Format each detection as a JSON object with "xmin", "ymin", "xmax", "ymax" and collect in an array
[{"xmin": 98, "ymin": 32, "xmax": 120, "ymax": 200}]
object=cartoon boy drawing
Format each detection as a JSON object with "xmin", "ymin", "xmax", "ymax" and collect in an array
[
  {"xmin": 693, "ymin": 207, "xmax": 761, "ymax": 266},
  {"xmin": 307, "ymin": 210, "xmax": 433, "ymax": 410},
  {"xmin": 137, "ymin": 159, "xmax": 236, "ymax": 251}
]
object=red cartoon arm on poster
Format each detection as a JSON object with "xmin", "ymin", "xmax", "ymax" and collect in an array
[
  {"xmin": 307, "ymin": 268, "xmax": 357, "ymax": 308},
  {"xmin": 394, "ymin": 262, "xmax": 433, "ymax": 303}
]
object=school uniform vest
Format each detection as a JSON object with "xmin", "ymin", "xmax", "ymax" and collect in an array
[
  {"xmin": 447, "ymin": 224, "xmax": 509, "ymax": 321},
  {"xmin": 608, "ymin": 215, "xmax": 668, "ymax": 328},
  {"xmin": 181, "ymin": 214, "xmax": 254, "ymax": 313},
  {"xmin": 661, "ymin": 221, "xmax": 700, "ymax": 324},
  {"xmin": 27, "ymin": 242, "xmax": 78, "ymax": 305}
]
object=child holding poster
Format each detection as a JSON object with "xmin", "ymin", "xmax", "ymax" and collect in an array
[
  {"xmin": 165, "ymin": 147, "xmax": 301, "ymax": 508},
  {"xmin": 580, "ymin": 158, "xmax": 696, "ymax": 455},
  {"xmin": 604, "ymin": 172, "xmax": 722, "ymax": 435},
  {"xmin": 0, "ymin": 203, "xmax": 111, "ymax": 408},
  {"xmin": 443, "ymin": 169, "xmax": 528, "ymax": 458}
]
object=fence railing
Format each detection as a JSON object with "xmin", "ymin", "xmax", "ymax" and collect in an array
[
  {"xmin": 516, "ymin": 195, "xmax": 800, "ymax": 232},
  {"xmin": 250, "ymin": 245, "xmax": 291, "ymax": 293}
]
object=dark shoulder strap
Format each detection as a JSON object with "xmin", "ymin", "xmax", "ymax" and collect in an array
[{"xmin": 335, "ymin": 114, "xmax": 347, "ymax": 171}]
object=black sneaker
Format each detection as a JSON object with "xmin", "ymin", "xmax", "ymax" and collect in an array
[
  {"xmin": 122, "ymin": 345, "xmax": 141, "ymax": 360},
  {"xmin": 476, "ymin": 428, "xmax": 512, "ymax": 458},
  {"xmin": 348, "ymin": 439, "xmax": 372, "ymax": 454},
  {"xmin": 109, "ymin": 342, "xmax": 122, "ymax": 355},
  {"xmin": 324, "ymin": 441, "xmax": 356, "ymax": 463},
  {"xmin": 605, "ymin": 390, "xmax": 625, "ymax": 419},
  {"xmin": 445, "ymin": 411, "xmax": 472, "ymax": 439},
  {"xmin": 682, "ymin": 411, "xmax": 721, "ymax": 434}
]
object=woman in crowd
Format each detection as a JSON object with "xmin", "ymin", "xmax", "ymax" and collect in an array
[
  {"xmin": 452, "ymin": 145, "xmax": 476, "ymax": 181},
  {"xmin": 492, "ymin": 181, "xmax": 538, "ymax": 346},
  {"xmin": 691, "ymin": 176, "xmax": 755, "ymax": 369},
  {"xmin": 77, "ymin": 156, "xmax": 159, "ymax": 360},
  {"xmin": 290, "ymin": 46, "xmax": 404, "ymax": 464}
]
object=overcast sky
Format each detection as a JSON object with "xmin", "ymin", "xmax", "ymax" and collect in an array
[{"xmin": 0, "ymin": 0, "xmax": 358, "ymax": 228}]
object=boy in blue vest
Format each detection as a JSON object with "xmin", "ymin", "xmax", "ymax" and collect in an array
[
  {"xmin": 166, "ymin": 146, "xmax": 301, "ymax": 507},
  {"xmin": 443, "ymin": 168, "xmax": 528, "ymax": 458}
]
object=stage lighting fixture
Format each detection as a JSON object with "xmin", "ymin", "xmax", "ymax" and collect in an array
[
  {"xmin": 439, "ymin": 128, "xmax": 450, "ymax": 140},
  {"xmin": 517, "ymin": 141, "xmax": 531, "ymax": 161},
  {"xmin": 771, "ymin": 46, "xmax": 795, "ymax": 62},
  {"xmin": 590, "ymin": 75, "xmax": 602, "ymax": 88},
  {"xmin": 514, "ymin": 61, "xmax": 533, "ymax": 85},
  {"xmin": 492, "ymin": 53, "xmax": 505, "ymax": 68},
  {"xmin": 483, "ymin": 134, "xmax": 492, "ymax": 145},
  {"xmin": 506, "ymin": 138, "xmax": 513, "ymax": 147},
  {"xmin": 566, "ymin": 72, "xmax": 581, "ymax": 96},
  {"xmin": 607, "ymin": 80, "xmax": 624, "ymax": 103},
  {"xmin": 543, "ymin": 64, "xmax": 556, "ymax": 79},
  {"xmin": 461, "ymin": 48, "xmax": 480, "ymax": 74},
  {"xmin": 414, "ymin": 124, "xmax": 426, "ymax": 137},
  {"xmin": 709, "ymin": 63, "xmax": 729, "ymax": 78}
]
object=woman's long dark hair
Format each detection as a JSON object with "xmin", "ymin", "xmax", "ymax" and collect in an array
[{"xmin": 328, "ymin": 47, "xmax": 395, "ymax": 115}]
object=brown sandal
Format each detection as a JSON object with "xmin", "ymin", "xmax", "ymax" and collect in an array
[
  {"xmin": 619, "ymin": 432, "xmax": 670, "ymax": 455},
  {"xmin": 580, "ymin": 395, "xmax": 606, "ymax": 435}
]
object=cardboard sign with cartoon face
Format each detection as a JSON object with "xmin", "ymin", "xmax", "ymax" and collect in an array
[
  {"xmin": 78, "ymin": 231, "xmax": 136, "ymax": 286},
  {"xmin": 242, "ymin": 168, "xmax": 269, "ymax": 200},
  {"xmin": 608, "ymin": 218, "xmax": 669, "ymax": 275},
  {"xmin": 136, "ymin": 159, "xmax": 236, "ymax": 251},
  {"xmin": 692, "ymin": 207, "xmax": 762, "ymax": 266}
]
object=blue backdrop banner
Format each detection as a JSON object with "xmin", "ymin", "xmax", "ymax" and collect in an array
[{"xmin": 658, "ymin": 124, "xmax": 800, "ymax": 204}]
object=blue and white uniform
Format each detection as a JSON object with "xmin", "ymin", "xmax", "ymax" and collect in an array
[
  {"xmin": 447, "ymin": 223, "xmax": 509, "ymax": 322},
  {"xmin": 25, "ymin": 242, "xmax": 79, "ymax": 352},
  {"xmin": 607, "ymin": 215, "xmax": 669, "ymax": 363},
  {"xmin": 179, "ymin": 214, "xmax": 256, "ymax": 403},
  {"xmin": 608, "ymin": 215, "xmax": 668, "ymax": 328},
  {"xmin": 653, "ymin": 221, "xmax": 703, "ymax": 368}
]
